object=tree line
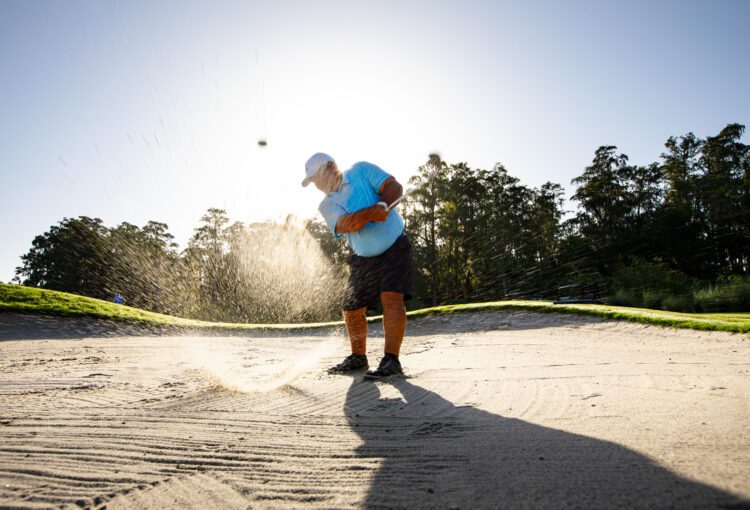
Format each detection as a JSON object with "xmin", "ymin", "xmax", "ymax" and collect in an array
[
  {"xmin": 14, "ymin": 123, "xmax": 750, "ymax": 320},
  {"xmin": 402, "ymin": 123, "xmax": 749, "ymax": 311},
  {"xmin": 14, "ymin": 210, "xmax": 346, "ymax": 323}
]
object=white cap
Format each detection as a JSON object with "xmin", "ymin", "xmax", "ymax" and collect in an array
[{"xmin": 302, "ymin": 152, "xmax": 335, "ymax": 187}]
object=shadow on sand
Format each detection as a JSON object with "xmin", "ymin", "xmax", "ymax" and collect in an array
[{"xmin": 345, "ymin": 378, "xmax": 747, "ymax": 509}]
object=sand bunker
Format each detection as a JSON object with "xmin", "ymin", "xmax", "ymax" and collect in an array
[{"xmin": 0, "ymin": 311, "xmax": 748, "ymax": 508}]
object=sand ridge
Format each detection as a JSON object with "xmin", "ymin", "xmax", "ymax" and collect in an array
[{"xmin": 0, "ymin": 311, "xmax": 748, "ymax": 509}]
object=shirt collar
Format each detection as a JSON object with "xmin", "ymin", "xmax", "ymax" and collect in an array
[{"xmin": 329, "ymin": 172, "xmax": 349, "ymax": 195}]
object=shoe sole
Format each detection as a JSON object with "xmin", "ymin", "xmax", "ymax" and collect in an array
[
  {"xmin": 362, "ymin": 372, "xmax": 405, "ymax": 381},
  {"xmin": 327, "ymin": 367, "xmax": 369, "ymax": 375}
]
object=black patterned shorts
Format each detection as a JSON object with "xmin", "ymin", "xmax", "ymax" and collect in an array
[{"xmin": 342, "ymin": 234, "xmax": 414, "ymax": 311}]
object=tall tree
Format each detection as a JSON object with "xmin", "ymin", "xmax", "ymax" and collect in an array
[
  {"xmin": 697, "ymin": 123, "xmax": 749, "ymax": 275},
  {"xmin": 15, "ymin": 216, "xmax": 110, "ymax": 298},
  {"xmin": 107, "ymin": 221, "xmax": 183, "ymax": 315},
  {"xmin": 403, "ymin": 155, "xmax": 448, "ymax": 305},
  {"xmin": 571, "ymin": 147, "xmax": 630, "ymax": 245},
  {"xmin": 653, "ymin": 133, "xmax": 707, "ymax": 277},
  {"xmin": 185, "ymin": 208, "xmax": 234, "ymax": 321},
  {"xmin": 662, "ymin": 133, "xmax": 703, "ymax": 209}
]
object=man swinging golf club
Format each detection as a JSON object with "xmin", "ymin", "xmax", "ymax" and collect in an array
[{"xmin": 302, "ymin": 152, "xmax": 413, "ymax": 380}]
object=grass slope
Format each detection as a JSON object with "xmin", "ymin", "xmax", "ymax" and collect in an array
[
  {"xmin": 1, "ymin": 283, "xmax": 749, "ymax": 335},
  {"xmin": 0, "ymin": 284, "xmax": 339, "ymax": 331},
  {"xmin": 408, "ymin": 302, "xmax": 750, "ymax": 334}
]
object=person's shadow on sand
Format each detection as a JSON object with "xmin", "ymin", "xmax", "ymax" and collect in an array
[{"xmin": 344, "ymin": 378, "xmax": 747, "ymax": 509}]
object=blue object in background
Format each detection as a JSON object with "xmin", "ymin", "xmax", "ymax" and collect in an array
[{"xmin": 113, "ymin": 295, "xmax": 125, "ymax": 305}]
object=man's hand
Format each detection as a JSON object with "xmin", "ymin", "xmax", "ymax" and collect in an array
[
  {"xmin": 368, "ymin": 203, "xmax": 389, "ymax": 222},
  {"xmin": 336, "ymin": 204, "xmax": 389, "ymax": 234}
]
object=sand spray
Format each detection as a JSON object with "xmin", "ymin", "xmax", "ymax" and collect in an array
[{"xmin": 181, "ymin": 335, "xmax": 339, "ymax": 393}]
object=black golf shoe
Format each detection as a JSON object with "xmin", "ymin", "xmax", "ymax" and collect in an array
[
  {"xmin": 363, "ymin": 354, "xmax": 404, "ymax": 380},
  {"xmin": 327, "ymin": 353, "xmax": 369, "ymax": 374}
]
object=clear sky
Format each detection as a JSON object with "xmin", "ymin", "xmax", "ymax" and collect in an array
[{"xmin": 1, "ymin": 0, "xmax": 748, "ymax": 282}]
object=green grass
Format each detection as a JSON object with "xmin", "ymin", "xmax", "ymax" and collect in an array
[
  {"xmin": 0, "ymin": 284, "xmax": 340, "ymax": 331},
  {"xmin": 406, "ymin": 301, "xmax": 750, "ymax": 334},
  {"xmin": 2, "ymin": 283, "xmax": 749, "ymax": 335}
]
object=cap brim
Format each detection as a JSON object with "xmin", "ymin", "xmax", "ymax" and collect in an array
[{"xmin": 301, "ymin": 176, "xmax": 312, "ymax": 187}]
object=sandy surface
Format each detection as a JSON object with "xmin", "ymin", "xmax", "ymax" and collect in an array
[{"xmin": 0, "ymin": 311, "xmax": 749, "ymax": 509}]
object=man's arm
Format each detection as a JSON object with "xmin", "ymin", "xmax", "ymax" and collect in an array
[
  {"xmin": 335, "ymin": 205, "xmax": 387, "ymax": 234},
  {"xmin": 335, "ymin": 177, "xmax": 403, "ymax": 234},
  {"xmin": 378, "ymin": 177, "xmax": 403, "ymax": 208}
]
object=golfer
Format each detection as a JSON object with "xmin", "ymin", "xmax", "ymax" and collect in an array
[{"xmin": 302, "ymin": 153, "xmax": 413, "ymax": 380}]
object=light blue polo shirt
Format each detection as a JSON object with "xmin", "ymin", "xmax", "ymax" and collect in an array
[{"xmin": 318, "ymin": 161, "xmax": 404, "ymax": 257}]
